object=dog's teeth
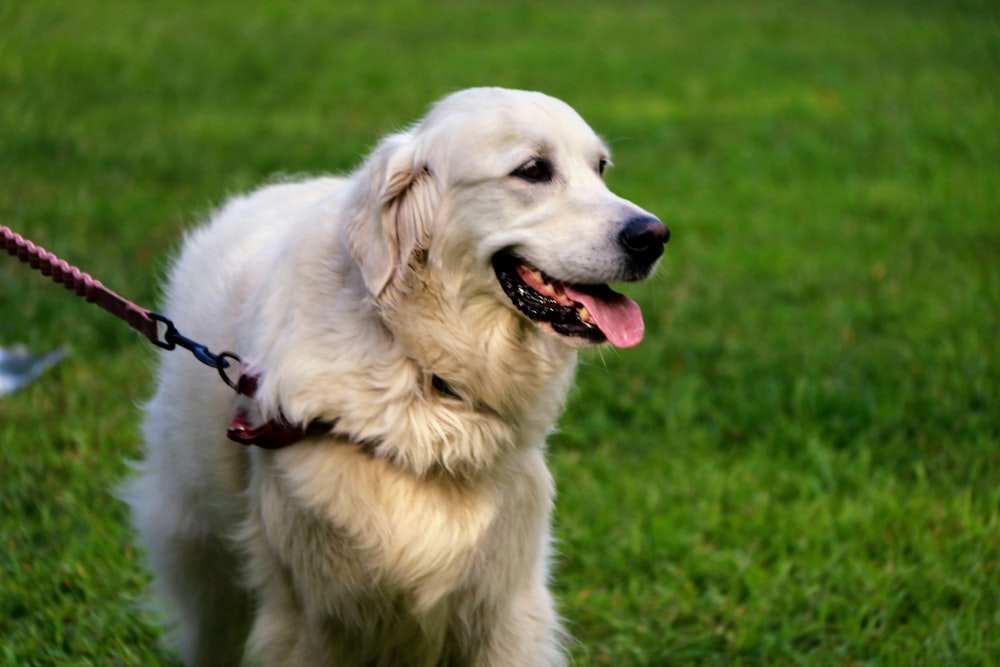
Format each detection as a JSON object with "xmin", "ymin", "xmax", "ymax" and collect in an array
[{"xmin": 579, "ymin": 306, "xmax": 592, "ymax": 323}]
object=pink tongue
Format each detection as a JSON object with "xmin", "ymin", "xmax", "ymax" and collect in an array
[{"xmin": 563, "ymin": 285, "xmax": 645, "ymax": 348}]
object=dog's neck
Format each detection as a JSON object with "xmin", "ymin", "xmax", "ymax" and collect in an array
[
  {"xmin": 379, "ymin": 262, "xmax": 578, "ymax": 419},
  {"xmin": 358, "ymin": 270, "xmax": 578, "ymax": 476},
  {"xmin": 238, "ymin": 235, "xmax": 577, "ymax": 478}
]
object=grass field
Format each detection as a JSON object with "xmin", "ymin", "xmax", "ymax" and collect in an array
[{"xmin": 1, "ymin": 1, "xmax": 998, "ymax": 665}]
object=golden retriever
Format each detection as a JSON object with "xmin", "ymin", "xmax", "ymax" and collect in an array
[{"xmin": 126, "ymin": 87, "xmax": 667, "ymax": 666}]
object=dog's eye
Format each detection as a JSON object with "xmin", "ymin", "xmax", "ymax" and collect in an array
[
  {"xmin": 512, "ymin": 158, "xmax": 554, "ymax": 184},
  {"xmin": 598, "ymin": 158, "xmax": 609, "ymax": 177}
]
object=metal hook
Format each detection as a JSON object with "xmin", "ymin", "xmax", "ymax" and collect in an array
[{"xmin": 148, "ymin": 312, "xmax": 241, "ymax": 391}]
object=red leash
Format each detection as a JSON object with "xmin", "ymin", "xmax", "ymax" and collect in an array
[
  {"xmin": 1, "ymin": 224, "xmax": 325, "ymax": 449},
  {"xmin": 3, "ymin": 226, "xmax": 163, "ymax": 348},
  {"xmin": 1, "ymin": 225, "xmax": 238, "ymax": 386}
]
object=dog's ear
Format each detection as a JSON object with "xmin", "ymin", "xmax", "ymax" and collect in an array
[{"xmin": 344, "ymin": 132, "xmax": 438, "ymax": 297}]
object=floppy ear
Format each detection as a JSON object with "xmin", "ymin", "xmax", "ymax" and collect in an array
[{"xmin": 344, "ymin": 132, "xmax": 438, "ymax": 296}]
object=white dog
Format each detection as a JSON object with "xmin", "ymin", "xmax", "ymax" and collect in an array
[{"xmin": 126, "ymin": 87, "xmax": 667, "ymax": 667}]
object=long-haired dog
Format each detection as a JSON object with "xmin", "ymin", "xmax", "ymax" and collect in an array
[{"xmin": 126, "ymin": 87, "xmax": 667, "ymax": 666}]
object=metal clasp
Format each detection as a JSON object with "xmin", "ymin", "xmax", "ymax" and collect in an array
[{"xmin": 148, "ymin": 312, "xmax": 240, "ymax": 390}]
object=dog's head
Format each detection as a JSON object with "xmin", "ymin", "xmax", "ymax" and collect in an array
[{"xmin": 344, "ymin": 87, "xmax": 668, "ymax": 350}]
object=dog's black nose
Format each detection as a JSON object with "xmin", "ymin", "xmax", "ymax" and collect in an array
[{"xmin": 618, "ymin": 216, "xmax": 669, "ymax": 264}]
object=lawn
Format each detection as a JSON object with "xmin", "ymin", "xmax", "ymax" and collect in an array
[{"xmin": 1, "ymin": 1, "xmax": 997, "ymax": 665}]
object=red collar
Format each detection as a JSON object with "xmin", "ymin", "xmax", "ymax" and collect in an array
[
  {"xmin": 226, "ymin": 410, "xmax": 336, "ymax": 449},
  {"xmin": 224, "ymin": 368, "xmax": 460, "ymax": 449},
  {"xmin": 225, "ymin": 370, "xmax": 338, "ymax": 449}
]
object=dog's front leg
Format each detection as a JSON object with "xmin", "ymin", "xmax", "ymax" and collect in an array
[{"xmin": 451, "ymin": 583, "xmax": 567, "ymax": 667}]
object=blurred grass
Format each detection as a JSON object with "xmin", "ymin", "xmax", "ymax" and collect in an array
[{"xmin": 1, "ymin": 1, "xmax": 998, "ymax": 665}]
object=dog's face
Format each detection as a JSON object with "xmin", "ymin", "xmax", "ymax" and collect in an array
[{"xmin": 345, "ymin": 87, "xmax": 668, "ymax": 350}]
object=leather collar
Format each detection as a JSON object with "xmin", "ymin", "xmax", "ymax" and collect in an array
[
  {"xmin": 225, "ymin": 369, "xmax": 459, "ymax": 449},
  {"xmin": 225, "ymin": 370, "xmax": 335, "ymax": 449}
]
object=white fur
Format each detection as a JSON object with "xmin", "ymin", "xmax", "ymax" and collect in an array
[{"xmin": 126, "ymin": 87, "xmax": 659, "ymax": 666}]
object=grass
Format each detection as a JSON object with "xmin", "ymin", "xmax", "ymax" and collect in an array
[{"xmin": 1, "ymin": 0, "xmax": 997, "ymax": 664}]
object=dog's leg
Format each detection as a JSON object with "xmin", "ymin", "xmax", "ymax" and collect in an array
[
  {"xmin": 242, "ymin": 576, "xmax": 302, "ymax": 667},
  {"xmin": 485, "ymin": 586, "xmax": 566, "ymax": 667},
  {"xmin": 126, "ymin": 469, "xmax": 251, "ymax": 667},
  {"xmin": 445, "ymin": 581, "xmax": 566, "ymax": 667}
]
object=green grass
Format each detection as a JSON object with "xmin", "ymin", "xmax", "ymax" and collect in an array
[{"xmin": 1, "ymin": 1, "xmax": 997, "ymax": 664}]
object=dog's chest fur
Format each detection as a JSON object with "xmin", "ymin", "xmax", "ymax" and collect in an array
[{"xmin": 240, "ymin": 438, "xmax": 555, "ymax": 662}]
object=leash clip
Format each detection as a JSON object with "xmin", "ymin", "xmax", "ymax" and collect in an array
[{"xmin": 148, "ymin": 312, "xmax": 240, "ymax": 391}]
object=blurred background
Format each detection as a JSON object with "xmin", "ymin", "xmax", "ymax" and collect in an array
[{"xmin": 1, "ymin": 1, "xmax": 997, "ymax": 665}]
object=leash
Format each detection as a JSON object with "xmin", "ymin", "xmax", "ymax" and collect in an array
[{"xmin": 1, "ymin": 225, "xmax": 327, "ymax": 449}]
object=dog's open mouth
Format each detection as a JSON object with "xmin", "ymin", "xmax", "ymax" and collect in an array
[{"xmin": 492, "ymin": 251, "xmax": 645, "ymax": 348}]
